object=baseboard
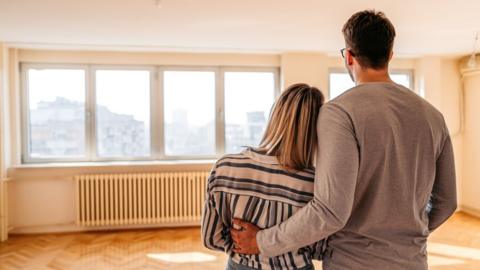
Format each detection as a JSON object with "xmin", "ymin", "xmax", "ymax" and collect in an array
[
  {"xmin": 9, "ymin": 222, "xmax": 201, "ymax": 235},
  {"xmin": 460, "ymin": 205, "xmax": 480, "ymax": 218}
]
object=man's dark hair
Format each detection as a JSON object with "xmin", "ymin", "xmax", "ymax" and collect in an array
[{"xmin": 342, "ymin": 10, "xmax": 396, "ymax": 69}]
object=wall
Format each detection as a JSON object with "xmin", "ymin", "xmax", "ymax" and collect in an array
[
  {"xmin": 8, "ymin": 162, "xmax": 213, "ymax": 233},
  {"xmin": 17, "ymin": 49, "xmax": 281, "ymax": 67},
  {"xmin": 441, "ymin": 59, "xmax": 464, "ymax": 208},
  {"xmin": 0, "ymin": 43, "xmax": 10, "ymax": 241},
  {"xmin": 415, "ymin": 57, "xmax": 464, "ymax": 207},
  {"xmin": 6, "ymin": 48, "xmax": 466, "ymax": 234},
  {"xmin": 8, "ymin": 49, "xmax": 20, "ymax": 167},
  {"xmin": 5, "ymin": 49, "xmax": 282, "ymax": 234},
  {"xmin": 461, "ymin": 58, "xmax": 480, "ymax": 216},
  {"xmin": 0, "ymin": 45, "xmax": 7, "ymax": 179},
  {"xmin": 281, "ymin": 53, "xmax": 329, "ymax": 97}
]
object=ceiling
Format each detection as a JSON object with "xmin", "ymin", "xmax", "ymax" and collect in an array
[{"xmin": 0, "ymin": 0, "xmax": 478, "ymax": 56}]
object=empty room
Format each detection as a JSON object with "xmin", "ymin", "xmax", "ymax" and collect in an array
[{"xmin": 0, "ymin": 1, "xmax": 479, "ymax": 269}]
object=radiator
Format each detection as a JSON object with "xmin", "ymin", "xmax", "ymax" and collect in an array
[{"xmin": 75, "ymin": 172, "xmax": 209, "ymax": 227}]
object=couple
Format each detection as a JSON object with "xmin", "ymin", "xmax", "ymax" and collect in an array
[{"xmin": 202, "ymin": 10, "xmax": 457, "ymax": 270}]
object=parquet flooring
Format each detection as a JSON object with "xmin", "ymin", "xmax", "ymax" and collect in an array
[{"xmin": 0, "ymin": 212, "xmax": 479, "ymax": 269}]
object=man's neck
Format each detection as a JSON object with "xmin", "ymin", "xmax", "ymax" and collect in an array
[{"xmin": 354, "ymin": 67, "xmax": 393, "ymax": 85}]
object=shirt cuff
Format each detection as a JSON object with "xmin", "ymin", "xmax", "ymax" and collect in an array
[{"xmin": 257, "ymin": 229, "xmax": 274, "ymax": 257}]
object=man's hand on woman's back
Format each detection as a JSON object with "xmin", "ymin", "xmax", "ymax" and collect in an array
[{"xmin": 231, "ymin": 218, "xmax": 261, "ymax": 255}]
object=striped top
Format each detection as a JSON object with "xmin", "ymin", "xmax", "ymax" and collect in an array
[{"xmin": 201, "ymin": 148, "xmax": 325, "ymax": 270}]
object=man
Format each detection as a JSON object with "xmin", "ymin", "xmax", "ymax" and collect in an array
[{"xmin": 231, "ymin": 10, "xmax": 457, "ymax": 270}]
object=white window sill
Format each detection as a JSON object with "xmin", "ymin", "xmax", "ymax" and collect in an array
[
  {"xmin": 8, "ymin": 160, "xmax": 216, "ymax": 180},
  {"xmin": 13, "ymin": 159, "xmax": 216, "ymax": 169}
]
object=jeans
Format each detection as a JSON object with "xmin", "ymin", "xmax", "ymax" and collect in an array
[{"xmin": 226, "ymin": 257, "xmax": 315, "ymax": 270}]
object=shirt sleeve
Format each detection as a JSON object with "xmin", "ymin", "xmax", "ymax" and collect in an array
[
  {"xmin": 201, "ymin": 166, "xmax": 233, "ymax": 252},
  {"xmin": 257, "ymin": 103, "xmax": 360, "ymax": 257},
  {"xmin": 310, "ymin": 239, "xmax": 328, "ymax": 261},
  {"xmin": 428, "ymin": 132, "xmax": 457, "ymax": 232}
]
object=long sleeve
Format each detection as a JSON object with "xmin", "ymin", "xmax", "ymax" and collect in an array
[
  {"xmin": 201, "ymin": 168, "xmax": 232, "ymax": 252},
  {"xmin": 310, "ymin": 240, "xmax": 328, "ymax": 261},
  {"xmin": 428, "ymin": 134, "xmax": 457, "ymax": 231},
  {"xmin": 257, "ymin": 103, "xmax": 359, "ymax": 257}
]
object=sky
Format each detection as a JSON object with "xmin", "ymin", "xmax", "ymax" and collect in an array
[
  {"xmin": 163, "ymin": 71, "xmax": 275, "ymax": 127},
  {"xmin": 224, "ymin": 72, "xmax": 275, "ymax": 125},
  {"xmin": 28, "ymin": 68, "xmax": 150, "ymax": 123},
  {"xmin": 28, "ymin": 69, "xmax": 86, "ymax": 108}
]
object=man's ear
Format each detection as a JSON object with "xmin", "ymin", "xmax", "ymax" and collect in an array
[{"xmin": 346, "ymin": 50, "xmax": 355, "ymax": 66}]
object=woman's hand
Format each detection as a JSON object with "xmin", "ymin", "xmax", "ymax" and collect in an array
[{"xmin": 231, "ymin": 218, "xmax": 261, "ymax": 255}]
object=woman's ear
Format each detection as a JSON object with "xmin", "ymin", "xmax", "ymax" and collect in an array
[{"xmin": 389, "ymin": 50, "xmax": 394, "ymax": 61}]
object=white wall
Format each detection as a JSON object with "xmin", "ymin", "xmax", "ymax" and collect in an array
[
  {"xmin": 7, "ymin": 49, "xmax": 283, "ymax": 234},
  {"xmin": 5, "ymin": 49, "xmax": 468, "ymax": 234},
  {"xmin": 461, "ymin": 61, "xmax": 480, "ymax": 216},
  {"xmin": 0, "ymin": 44, "xmax": 7, "ymax": 178},
  {"xmin": 281, "ymin": 52, "xmax": 329, "ymax": 97},
  {"xmin": 415, "ymin": 57, "xmax": 464, "ymax": 206},
  {"xmin": 0, "ymin": 43, "xmax": 10, "ymax": 241}
]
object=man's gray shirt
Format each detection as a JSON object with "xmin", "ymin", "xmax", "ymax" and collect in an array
[{"xmin": 257, "ymin": 82, "xmax": 457, "ymax": 270}]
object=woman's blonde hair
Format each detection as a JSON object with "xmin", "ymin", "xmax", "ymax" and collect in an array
[{"xmin": 257, "ymin": 83, "xmax": 324, "ymax": 171}]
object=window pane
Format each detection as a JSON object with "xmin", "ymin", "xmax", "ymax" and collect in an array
[
  {"xmin": 164, "ymin": 71, "xmax": 216, "ymax": 156},
  {"xmin": 329, "ymin": 72, "xmax": 355, "ymax": 100},
  {"xmin": 390, "ymin": 74, "xmax": 411, "ymax": 88},
  {"xmin": 95, "ymin": 70, "xmax": 151, "ymax": 157},
  {"xmin": 224, "ymin": 72, "xmax": 275, "ymax": 154},
  {"xmin": 329, "ymin": 71, "xmax": 412, "ymax": 100},
  {"xmin": 27, "ymin": 68, "xmax": 86, "ymax": 158}
]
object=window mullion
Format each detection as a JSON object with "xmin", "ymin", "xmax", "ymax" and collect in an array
[
  {"xmin": 20, "ymin": 64, "xmax": 30, "ymax": 163},
  {"xmin": 157, "ymin": 67, "xmax": 165, "ymax": 160},
  {"xmin": 274, "ymin": 68, "xmax": 281, "ymax": 97},
  {"xmin": 216, "ymin": 68, "xmax": 226, "ymax": 156},
  {"xmin": 86, "ymin": 65, "xmax": 97, "ymax": 161}
]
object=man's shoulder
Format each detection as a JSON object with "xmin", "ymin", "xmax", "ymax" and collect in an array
[
  {"xmin": 331, "ymin": 83, "xmax": 406, "ymax": 102},
  {"xmin": 328, "ymin": 83, "xmax": 431, "ymax": 112},
  {"xmin": 325, "ymin": 83, "xmax": 448, "ymax": 135}
]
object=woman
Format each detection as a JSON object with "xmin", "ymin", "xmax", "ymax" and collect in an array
[{"xmin": 201, "ymin": 83, "xmax": 325, "ymax": 270}]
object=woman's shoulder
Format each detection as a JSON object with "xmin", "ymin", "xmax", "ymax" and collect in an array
[
  {"xmin": 212, "ymin": 151, "xmax": 254, "ymax": 172},
  {"xmin": 215, "ymin": 149, "xmax": 315, "ymax": 179},
  {"xmin": 215, "ymin": 152, "xmax": 251, "ymax": 165}
]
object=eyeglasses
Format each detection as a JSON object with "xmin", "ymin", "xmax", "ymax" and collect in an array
[{"xmin": 340, "ymin": 48, "xmax": 355, "ymax": 58}]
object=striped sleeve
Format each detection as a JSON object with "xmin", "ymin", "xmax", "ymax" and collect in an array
[
  {"xmin": 201, "ymin": 166, "xmax": 232, "ymax": 252},
  {"xmin": 310, "ymin": 239, "xmax": 327, "ymax": 261}
]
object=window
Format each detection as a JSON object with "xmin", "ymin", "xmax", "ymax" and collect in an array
[
  {"xmin": 21, "ymin": 64, "xmax": 279, "ymax": 162},
  {"xmin": 163, "ymin": 70, "xmax": 216, "ymax": 157},
  {"xmin": 95, "ymin": 69, "xmax": 151, "ymax": 158},
  {"xmin": 329, "ymin": 71, "xmax": 413, "ymax": 100},
  {"xmin": 329, "ymin": 72, "xmax": 356, "ymax": 101},
  {"xmin": 24, "ymin": 67, "xmax": 87, "ymax": 159},
  {"xmin": 224, "ymin": 71, "xmax": 276, "ymax": 154},
  {"xmin": 390, "ymin": 73, "xmax": 412, "ymax": 88}
]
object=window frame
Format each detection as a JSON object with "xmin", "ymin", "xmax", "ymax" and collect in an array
[
  {"xmin": 159, "ymin": 66, "xmax": 220, "ymax": 160},
  {"xmin": 221, "ymin": 67, "xmax": 281, "ymax": 154},
  {"xmin": 21, "ymin": 63, "xmax": 90, "ymax": 163},
  {"xmin": 328, "ymin": 68, "xmax": 415, "ymax": 100},
  {"xmin": 20, "ymin": 63, "xmax": 280, "ymax": 163},
  {"xmin": 389, "ymin": 69, "xmax": 415, "ymax": 89},
  {"xmin": 90, "ymin": 65, "xmax": 157, "ymax": 162}
]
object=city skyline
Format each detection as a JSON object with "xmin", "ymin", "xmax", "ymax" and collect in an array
[{"xmin": 28, "ymin": 97, "xmax": 270, "ymax": 158}]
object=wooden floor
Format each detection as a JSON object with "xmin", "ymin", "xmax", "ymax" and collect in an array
[{"xmin": 1, "ymin": 213, "xmax": 479, "ymax": 270}]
